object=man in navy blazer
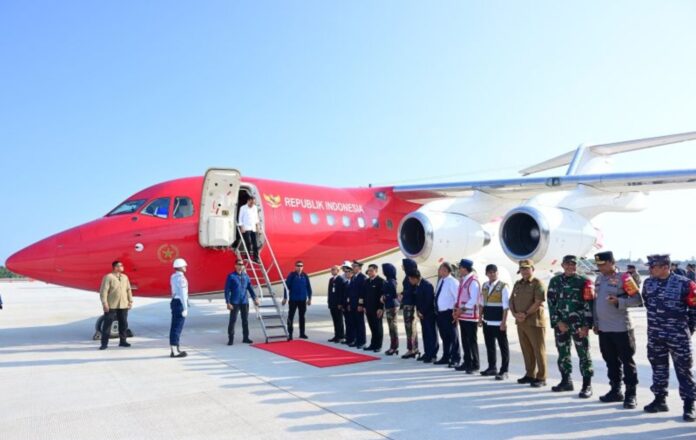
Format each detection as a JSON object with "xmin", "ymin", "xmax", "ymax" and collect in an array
[{"xmin": 225, "ymin": 261, "xmax": 259, "ymax": 345}]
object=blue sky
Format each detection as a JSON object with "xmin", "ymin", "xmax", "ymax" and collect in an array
[{"xmin": 1, "ymin": 1, "xmax": 696, "ymax": 264}]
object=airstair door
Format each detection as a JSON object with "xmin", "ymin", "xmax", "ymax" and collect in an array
[{"xmin": 199, "ymin": 168, "xmax": 242, "ymax": 247}]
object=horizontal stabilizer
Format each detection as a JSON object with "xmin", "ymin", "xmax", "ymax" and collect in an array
[{"xmin": 520, "ymin": 130, "xmax": 696, "ymax": 176}]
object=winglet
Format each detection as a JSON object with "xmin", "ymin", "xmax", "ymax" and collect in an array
[{"xmin": 519, "ymin": 130, "xmax": 696, "ymax": 176}]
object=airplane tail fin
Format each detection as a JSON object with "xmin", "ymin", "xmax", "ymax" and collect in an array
[{"xmin": 519, "ymin": 130, "xmax": 696, "ymax": 176}]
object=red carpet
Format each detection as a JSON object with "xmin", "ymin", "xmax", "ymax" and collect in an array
[{"xmin": 252, "ymin": 340, "xmax": 379, "ymax": 368}]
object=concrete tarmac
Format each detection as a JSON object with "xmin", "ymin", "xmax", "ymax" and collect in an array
[{"xmin": 1, "ymin": 281, "xmax": 694, "ymax": 440}]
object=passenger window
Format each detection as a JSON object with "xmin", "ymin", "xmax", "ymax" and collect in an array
[
  {"xmin": 357, "ymin": 217, "xmax": 366, "ymax": 228},
  {"xmin": 386, "ymin": 219, "xmax": 394, "ymax": 229},
  {"xmin": 141, "ymin": 197, "xmax": 170, "ymax": 219},
  {"xmin": 292, "ymin": 211, "xmax": 302, "ymax": 224},
  {"xmin": 327, "ymin": 214, "xmax": 336, "ymax": 226},
  {"xmin": 310, "ymin": 213, "xmax": 319, "ymax": 225},
  {"xmin": 173, "ymin": 197, "xmax": 194, "ymax": 219},
  {"xmin": 372, "ymin": 218, "xmax": 379, "ymax": 228},
  {"xmin": 107, "ymin": 199, "xmax": 147, "ymax": 216},
  {"xmin": 342, "ymin": 216, "xmax": 351, "ymax": 228}
]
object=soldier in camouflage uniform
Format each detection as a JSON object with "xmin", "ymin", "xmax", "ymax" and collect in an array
[
  {"xmin": 547, "ymin": 255, "xmax": 594, "ymax": 398},
  {"xmin": 642, "ymin": 254, "xmax": 696, "ymax": 422}
]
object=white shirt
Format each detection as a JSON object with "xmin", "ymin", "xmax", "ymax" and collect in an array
[
  {"xmin": 238, "ymin": 204, "xmax": 260, "ymax": 232},
  {"xmin": 436, "ymin": 275, "xmax": 459, "ymax": 311},
  {"xmin": 482, "ymin": 280, "xmax": 510, "ymax": 310},
  {"xmin": 171, "ymin": 271, "xmax": 189, "ymax": 312}
]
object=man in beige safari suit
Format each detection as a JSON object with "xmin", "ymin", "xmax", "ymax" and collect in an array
[{"xmin": 99, "ymin": 260, "xmax": 133, "ymax": 350}]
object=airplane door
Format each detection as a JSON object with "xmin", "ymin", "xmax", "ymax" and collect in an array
[{"xmin": 199, "ymin": 168, "xmax": 241, "ymax": 247}]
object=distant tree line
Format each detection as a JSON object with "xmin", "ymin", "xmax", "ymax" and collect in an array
[{"xmin": 0, "ymin": 266, "xmax": 22, "ymax": 279}]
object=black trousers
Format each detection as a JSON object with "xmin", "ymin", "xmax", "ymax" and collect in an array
[
  {"xmin": 287, "ymin": 300, "xmax": 307, "ymax": 336},
  {"xmin": 599, "ymin": 330, "xmax": 638, "ymax": 386},
  {"xmin": 228, "ymin": 303, "xmax": 250, "ymax": 341},
  {"xmin": 350, "ymin": 309, "xmax": 367, "ymax": 346},
  {"xmin": 365, "ymin": 309, "xmax": 384, "ymax": 349},
  {"xmin": 344, "ymin": 309, "xmax": 354, "ymax": 343},
  {"xmin": 242, "ymin": 231, "xmax": 259, "ymax": 258},
  {"xmin": 420, "ymin": 314, "xmax": 439, "ymax": 360},
  {"xmin": 101, "ymin": 308, "xmax": 128, "ymax": 346},
  {"xmin": 329, "ymin": 307, "xmax": 345, "ymax": 339},
  {"xmin": 459, "ymin": 320, "xmax": 480, "ymax": 370},
  {"xmin": 483, "ymin": 324, "xmax": 509, "ymax": 373},
  {"xmin": 436, "ymin": 310, "xmax": 460, "ymax": 363}
]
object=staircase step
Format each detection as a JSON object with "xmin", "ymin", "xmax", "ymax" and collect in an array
[
  {"xmin": 260, "ymin": 314, "xmax": 282, "ymax": 319},
  {"xmin": 266, "ymin": 335, "xmax": 288, "ymax": 339},
  {"xmin": 264, "ymin": 325, "xmax": 286, "ymax": 329}
]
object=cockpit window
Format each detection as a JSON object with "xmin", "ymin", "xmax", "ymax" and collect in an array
[
  {"xmin": 173, "ymin": 197, "xmax": 194, "ymax": 219},
  {"xmin": 107, "ymin": 199, "xmax": 147, "ymax": 216},
  {"xmin": 141, "ymin": 197, "xmax": 170, "ymax": 219}
]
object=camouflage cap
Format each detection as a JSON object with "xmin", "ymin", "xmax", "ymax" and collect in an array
[
  {"xmin": 562, "ymin": 255, "xmax": 578, "ymax": 264},
  {"xmin": 646, "ymin": 254, "xmax": 671, "ymax": 267}
]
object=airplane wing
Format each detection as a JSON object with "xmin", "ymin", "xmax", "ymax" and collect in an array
[{"xmin": 393, "ymin": 168, "xmax": 696, "ymax": 203}]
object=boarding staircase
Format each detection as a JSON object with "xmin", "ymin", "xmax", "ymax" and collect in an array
[
  {"xmin": 235, "ymin": 226, "xmax": 289, "ymax": 343},
  {"xmin": 577, "ymin": 257, "xmax": 597, "ymax": 279}
]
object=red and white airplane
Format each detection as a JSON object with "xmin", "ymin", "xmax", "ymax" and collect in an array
[{"xmin": 7, "ymin": 131, "xmax": 696, "ymax": 298}]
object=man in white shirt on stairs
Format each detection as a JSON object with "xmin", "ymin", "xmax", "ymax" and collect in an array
[{"xmin": 238, "ymin": 196, "xmax": 260, "ymax": 262}]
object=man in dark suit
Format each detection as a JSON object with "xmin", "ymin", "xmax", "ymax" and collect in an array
[
  {"xmin": 410, "ymin": 269, "xmax": 439, "ymax": 363},
  {"xmin": 363, "ymin": 264, "xmax": 385, "ymax": 352},
  {"xmin": 328, "ymin": 265, "xmax": 347, "ymax": 343}
]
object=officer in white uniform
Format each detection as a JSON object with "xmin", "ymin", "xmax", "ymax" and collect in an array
[{"xmin": 170, "ymin": 258, "xmax": 189, "ymax": 358}]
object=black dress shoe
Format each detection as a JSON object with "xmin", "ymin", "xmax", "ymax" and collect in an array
[
  {"xmin": 99, "ymin": 345, "xmax": 107, "ymax": 350},
  {"xmin": 242, "ymin": 339, "xmax": 253, "ymax": 344},
  {"xmin": 170, "ymin": 351, "xmax": 188, "ymax": 358},
  {"xmin": 422, "ymin": 358, "xmax": 433, "ymax": 364},
  {"xmin": 434, "ymin": 358, "xmax": 449, "ymax": 365},
  {"xmin": 372, "ymin": 348, "xmax": 381, "ymax": 353},
  {"xmin": 530, "ymin": 379, "xmax": 547, "ymax": 388},
  {"xmin": 356, "ymin": 344, "xmax": 365, "ymax": 349},
  {"xmin": 454, "ymin": 365, "xmax": 469, "ymax": 372},
  {"xmin": 347, "ymin": 342, "xmax": 356, "ymax": 347},
  {"xmin": 416, "ymin": 354, "xmax": 425, "ymax": 361},
  {"xmin": 447, "ymin": 363, "xmax": 457, "ymax": 368},
  {"xmin": 338, "ymin": 338, "xmax": 346, "ymax": 344},
  {"xmin": 495, "ymin": 372, "xmax": 508, "ymax": 381},
  {"xmin": 363, "ymin": 346, "xmax": 375, "ymax": 351},
  {"xmin": 401, "ymin": 351, "xmax": 417, "ymax": 359},
  {"xmin": 328, "ymin": 338, "xmax": 338, "ymax": 343},
  {"xmin": 287, "ymin": 335, "xmax": 293, "ymax": 341},
  {"xmin": 227, "ymin": 340, "xmax": 234, "ymax": 346},
  {"xmin": 480, "ymin": 368, "xmax": 497, "ymax": 376},
  {"xmin": 119, "ymin": 341, "xmax": 131, "ymax": 347},
  {"xmin": 300, "ymin": 334, "xmax": 308, "ymax": 339},
  {"xmin": 517, "ymin": 376, "xmax": 534, "ymax": 384}
]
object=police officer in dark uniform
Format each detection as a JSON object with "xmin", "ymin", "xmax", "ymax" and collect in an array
[
  {"xmin": 363, "ymin": 264, "xmax": 385, "ymax": 352},
  {"xmin": 593, "ymin": 251, "xmax": 642, "ymax": 409},
  {"xmin": 347, "ymin": 260, "xmax": 367, "ymax": 349},
  {"xmin": 328, "ymin": 265, "xmax": 347, "ymax": 343},
  {"xmin": 642, "ymin": 254, "xmax": 696, "ymax": 421}
]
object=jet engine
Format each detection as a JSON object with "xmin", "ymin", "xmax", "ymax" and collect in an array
[
  {"xmin": 398, "ymin": 209, "xmax": 490, "ymax": 264},
  {"xmin": 499, "ymin": 205, "xmax": 597, "ymax": 265}
]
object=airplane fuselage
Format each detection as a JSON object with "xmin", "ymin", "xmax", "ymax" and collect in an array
[{"xmin": 7, "ymin": 176, "xmax": 420, "ymax": 296}]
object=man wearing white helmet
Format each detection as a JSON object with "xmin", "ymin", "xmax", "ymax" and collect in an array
[{"xmin": 170, "ymin": 258, "xmax": 189, "ymax": 358}]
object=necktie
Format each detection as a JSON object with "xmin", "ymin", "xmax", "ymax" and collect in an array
[{"xmin": 435, "ymin": 279, "xmax": 444, "ymax": 312}]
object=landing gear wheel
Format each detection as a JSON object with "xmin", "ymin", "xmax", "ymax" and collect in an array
[{"xmin": 94, "ymin": 316, "xmax": 134, "ymax": 339}]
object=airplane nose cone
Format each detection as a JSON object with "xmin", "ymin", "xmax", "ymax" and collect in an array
[{"xmin": 6, "ymin": 236, "xmax": 57, "ymax": 279}]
